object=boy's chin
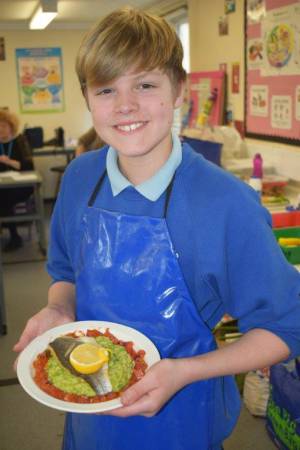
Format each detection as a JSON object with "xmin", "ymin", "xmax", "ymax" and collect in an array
[{"xmin": 114, "ymin": 147, "xmax": 149, "ymax": 158}]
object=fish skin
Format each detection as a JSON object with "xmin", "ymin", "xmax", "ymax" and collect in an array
[{"xmin": 48, "ymin": 336, "xmax": 112, "ymax": 395}]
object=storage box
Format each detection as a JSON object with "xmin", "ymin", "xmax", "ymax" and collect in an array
[
  {"xmin": 273, "ymin": 227, "xmax": 300, "ymax": 264},
  {"xmin": 272, "ymin": 211, "xmax": 300, "ymax": 228}
]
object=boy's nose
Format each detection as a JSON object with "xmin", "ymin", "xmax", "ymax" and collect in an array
[{"xmin": 115, "ymin": 92, "xmax": 138, "ymax": 114}]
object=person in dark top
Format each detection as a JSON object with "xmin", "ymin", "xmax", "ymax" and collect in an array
[{"xmin": 0, "ymin": 110, "xmax": 34, "ymax": 251}]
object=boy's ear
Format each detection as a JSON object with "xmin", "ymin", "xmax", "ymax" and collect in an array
[{"xmin": 174, "ymin": 81, "xmax": 185, "ymax": 109}]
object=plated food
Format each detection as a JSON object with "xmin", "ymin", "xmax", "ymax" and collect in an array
[
  {"xmin": 34, "ymin": 328, "xmax": 147, "ymax": 403},
  {"xmin": 17, "ymin": 321, "xmax": 160, "ymax": 413}
]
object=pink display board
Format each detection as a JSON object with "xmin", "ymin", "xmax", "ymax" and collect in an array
[
  {"xmin": 186, "ymin": 71, "xmax": 225, "ymax": 128},
  {"xmin": 245, "ymin": 0, "xmax": 300, "ymax": 144}
]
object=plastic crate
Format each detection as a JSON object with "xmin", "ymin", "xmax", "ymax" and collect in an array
[
  {"xmin": 272, "ymin": 211, "xmax": 300, "ymax": 228},
  {"xmin": 273, "ymin": 227, "xmax": 300, "ymax": 264}
]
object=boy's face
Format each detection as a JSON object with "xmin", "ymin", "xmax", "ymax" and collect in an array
[{"xmin": 86, "ymin": 69, "xmax": 183, "ymax": 165}]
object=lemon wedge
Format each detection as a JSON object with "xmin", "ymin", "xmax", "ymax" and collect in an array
[{"xmin": 69, "ymin": 343, "xmax": 109, "ymax": 375}]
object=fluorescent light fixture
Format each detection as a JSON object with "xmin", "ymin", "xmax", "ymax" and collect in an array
[{"xmin": 29, "ymin": 0, "xmax": 58, "ymax": 30}]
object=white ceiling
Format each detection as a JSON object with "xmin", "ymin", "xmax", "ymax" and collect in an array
[{"xmin": 0, "ymin": 0, "xmax": 187, "ymax": 30}]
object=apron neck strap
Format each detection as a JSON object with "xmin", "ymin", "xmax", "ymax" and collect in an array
[
  {"xmin": 88, "ymin": 168, "xmax": 175, "ymax": 217},
  {"xmin": 88, "ymin": 169, "xmax": 107, "ymax": 207},
  {"xmin": 163, "ymin": 176, "xmax": 175, "ymax": 218}
]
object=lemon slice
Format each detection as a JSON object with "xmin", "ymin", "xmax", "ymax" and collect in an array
[{"xmin": 69, "ymin": 343, "xmax": 109, "ymax": 374}]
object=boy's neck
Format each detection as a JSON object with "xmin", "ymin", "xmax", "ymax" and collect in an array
[{"xmin": 117, "ymin": 141, "xmax": 173, "ymax": 186}]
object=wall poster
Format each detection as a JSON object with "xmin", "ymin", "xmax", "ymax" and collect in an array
[
  {"xmin": 16, "ymin": 47, "xmax": 64, "ymax": 113},
  {"xmin": 245, "ymin": 0, "xmax": 300, "ymax": 144}
]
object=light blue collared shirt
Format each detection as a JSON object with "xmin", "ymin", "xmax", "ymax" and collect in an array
[{"xmin": 106, "ymin": 132, "xmax": 182, "ymax": 201}]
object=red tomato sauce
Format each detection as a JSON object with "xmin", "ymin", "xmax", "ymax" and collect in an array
[{"xmin": 33, "ymin": 329, "xmax": 148, "ymax": 404}]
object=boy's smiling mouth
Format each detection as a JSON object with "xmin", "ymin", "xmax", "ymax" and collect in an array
[{"xmin": 115, "ymin": 121, "xmax": 147, "ymax": 133}]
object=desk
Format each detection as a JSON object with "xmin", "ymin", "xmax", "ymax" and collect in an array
[
  {"xmin": 33, "ymin": 147, "xmax": 75, "ymax": 199},
  {"xmin": 33, "ymin": 146, "xmax": 75, "ymax": 164},
  {"xmin": 0, "ymin": 171, "xmax": 46, "ymax": 335}
]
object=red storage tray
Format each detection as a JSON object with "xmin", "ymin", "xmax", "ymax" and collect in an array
[{"xmin": 272, "ymin": 211, "xmax": 300, "ymax": 228}]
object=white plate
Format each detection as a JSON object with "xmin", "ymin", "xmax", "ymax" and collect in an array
[{"xmin": 17, "ymin": 321, "xmax": 161, "ymax": 413}]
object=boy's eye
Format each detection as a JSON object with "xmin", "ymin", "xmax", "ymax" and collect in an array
[
  {"xmin": 96, "ymin": 88, "xmax": 113, "ymax": 95},
  {"xmin": 138, "ymin": 83, "xmax": 155, "ymax": 90}
]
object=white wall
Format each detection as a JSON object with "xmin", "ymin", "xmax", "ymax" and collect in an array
[
  {"xmin": 0, "ymin": 29, "xmax": 92, "ymax": 142},
  {"xmin": 188, "ymin": 0, "xmax": 244, "ymax": 121}
]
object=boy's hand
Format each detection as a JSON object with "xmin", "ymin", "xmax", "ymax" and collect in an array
[
  {"xmin": 13, "ymin": 304, "xmax": 74, "ymax": 371},
  {"xmin": 103, "ymin": 358, "xmax": 186, "ymax": 418}
]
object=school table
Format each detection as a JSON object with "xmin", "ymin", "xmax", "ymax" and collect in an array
[
  {"xmin": 0, "ymin": 170, "xmax": 46, "ymax": 335},
  {"xmin": 33, "ymin": 146, "xmax": 75, "ymax": 164},
  {"xmin": 33, "ymin": 147, "xmax": 76, "ymax": 199}
]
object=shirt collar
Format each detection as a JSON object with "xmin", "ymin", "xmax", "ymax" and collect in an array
[{"xmin": 106, "ymin": 132, "xmax": 182, "ymax": 201}]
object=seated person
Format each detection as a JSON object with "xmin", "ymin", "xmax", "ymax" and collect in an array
[
  {"xmin": 75, "ymin": 127, "xmax": 105, "ymax": 156},
  {"xmin": 0, "ymin": 110, "xmax": 34, "ymax": 252}
]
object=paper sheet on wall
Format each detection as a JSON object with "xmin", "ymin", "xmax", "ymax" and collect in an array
[
  {"xmin": 247, "ymin": 38, "xmax": 264, "ymax": 70},
  {"xmin": 250, "ymin": 85, "xmax": 269, "ymax": 117},
  {"xmin": 271, "ymin": 95, "xmax": 292, "ymax": 129}
]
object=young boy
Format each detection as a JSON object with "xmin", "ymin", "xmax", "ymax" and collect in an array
[{"xmin": 14, "ymin": 7, "xmax": 300, "ymax": 450}]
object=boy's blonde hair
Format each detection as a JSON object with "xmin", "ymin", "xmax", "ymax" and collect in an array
[
  {"xmin": 0, "ymin": 109, "xmax": 19, "ymax": 136},
  {"xmin": 76, "ymin": 6, "xmax": 186, "ymax": 91}
]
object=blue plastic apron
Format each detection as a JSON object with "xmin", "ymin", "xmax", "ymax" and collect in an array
[{"xmin": 63, "ymin": 172, "xmax": 218, "ymax": 450}]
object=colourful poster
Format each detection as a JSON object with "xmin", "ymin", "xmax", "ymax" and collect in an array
[
  {"xmin": 262, "ymin": 4, "xmax": 300, "ymax": 76},
  {"xmin": 16, "ymin": 47, "xmax": 64, "ymax": 113},
  {"xmin": 271, "ymin": 95, "xmax": 292, "ymax": 129}
]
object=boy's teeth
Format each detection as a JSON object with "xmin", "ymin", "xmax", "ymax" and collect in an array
[{"xmin": 117, "ymin": 122, "xmax": 143, "ymax": 132}]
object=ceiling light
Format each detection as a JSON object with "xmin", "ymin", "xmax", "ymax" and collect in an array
[{"xmin": 29, "ymin": 0, "xmax": 58, "ymax": 30}]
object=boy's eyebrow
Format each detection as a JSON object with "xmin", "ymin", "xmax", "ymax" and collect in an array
[
  {"xmin": 90, "ymin": 70, "xmax": 164, "ymax": 88},
  {"xmin": 129, "ymin": 70, "xmax": 163, "ymax": 80}
]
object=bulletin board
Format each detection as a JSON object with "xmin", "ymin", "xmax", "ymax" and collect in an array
[
  {"xmin": 245, "ymin": 0, "xmax": 300, "ymax": 144},
  {"xmin": 183, "ymin": 71, "xmax": 226, "ymax": 128}
]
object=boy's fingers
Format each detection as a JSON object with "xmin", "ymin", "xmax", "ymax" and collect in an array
[
  {"xmin": 13, "ymin": 326, "xmax": 36, "ymax": 353},
  {"xmin": 121, "ymin": 376, "xmax": 155, "ymax": 406},
  {"xmin": 13, "ymin": 340, "xmax": 23, "ymax": 352},
  {"xmin": 104, "ymin": 395, "xmax": 154, "ymax": 418}
]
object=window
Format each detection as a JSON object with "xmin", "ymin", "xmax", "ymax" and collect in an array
[{"xmin": 164, "ymin": 8, "xmax": 190, "ymax": 134}]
